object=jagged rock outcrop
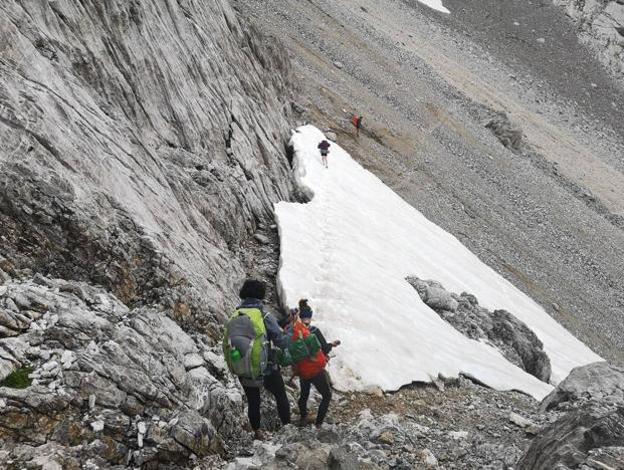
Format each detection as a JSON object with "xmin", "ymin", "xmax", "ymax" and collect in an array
[
  {"xmin": 518, "ymin": 362, "xmax": 624, "ymax": 469},
  {"xmin": 554, "ymin": 0, "xmax": 624, "ymax": 85},
  {"xmin": 0, "ymin": 0, "xmax": 294, "ymax": 327},
  {"xmin": 407, "ymin": 277, "xmax": 551, "ymax": 382},
  {"xmin": 0, "ymin": 276, "xmax": 245, "ymax": 468}
]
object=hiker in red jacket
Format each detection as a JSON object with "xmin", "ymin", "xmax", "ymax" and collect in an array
[
  {"xmin": 289, "ymin": 299, "xmax": 340, "ymax": 427},
  {"xmin": 351, "ymin": 114, "xmax": 363, "ymax": 137},
  {"xmin": 317, "ymin": 140, "xmax": 331, "ymax": 168}
]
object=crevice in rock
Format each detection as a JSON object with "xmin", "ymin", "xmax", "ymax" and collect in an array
[{"xmin": 284, "ymin": 140, "xmax": 295, "ymax": 166}]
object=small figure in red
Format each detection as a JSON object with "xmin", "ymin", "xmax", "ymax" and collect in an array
[{"xmin": 351, "ymin": 114, "xmax": 363, "ymax": 137}]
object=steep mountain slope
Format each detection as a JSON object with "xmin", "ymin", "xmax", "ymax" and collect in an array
[
  {"xmin": 0, "ymin": 0, "xmax": 293, "ymax": 319},
  {"xmin": 0, "ymin": 0, "xmax": 294, "ymax": 467},
  {"xmin": 236, "ymin": 0, "xmax": 624, "ymax": 366}
]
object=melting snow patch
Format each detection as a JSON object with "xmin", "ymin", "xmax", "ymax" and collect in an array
[
  {"xmin": 275, "ymin": 125, "xmax": 602, "ymax": 400},
  {"xmin": 418, "ymin": 0, "xmax": 450, "ymax": 14}
]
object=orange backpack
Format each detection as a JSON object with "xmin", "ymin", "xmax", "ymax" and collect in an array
[{"xmin": 291, "ymin": 321, "xmax": 327, "ymax": 379}]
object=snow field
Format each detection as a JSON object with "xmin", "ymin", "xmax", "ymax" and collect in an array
[{"xmin": 275, "ymin": 125, "xmax": 602, "ymax": 400}]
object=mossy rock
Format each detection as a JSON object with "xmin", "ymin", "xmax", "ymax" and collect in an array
[{"xmin": 0, "ymin": 367, "xmax": 34, "ymax": 389}]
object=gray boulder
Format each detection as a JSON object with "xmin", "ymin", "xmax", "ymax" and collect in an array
[
  {"xmin": 516, "ymin": 404, "xmax": 624, "ymax": 470},
  {"xmin": 541, "ymin": 362, "xmax": 624, "ymax": 411},
  {"xmin": 484, "ymin": 111, "xmax": 525, "ymax": 153},
  {"xmin": 517, "ymin": 361, "xmax": 624, "ymax": 469},
  {"xmin": 407, "ymin": 277, "xmax": 458, "ymax": 312}
]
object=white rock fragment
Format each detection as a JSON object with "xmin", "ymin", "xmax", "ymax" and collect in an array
[
  {"xmin": 42, "ymin": 360, "xmax": 59, "ymax": 372},
  {"xmin": 60, "ymin": 350, "xmax": 76, "ymax": 369},
  {"xmin": 449, "ymin": 430, "xmax": 469, "ymax": 440},
  {"xmin": 509, "ymin": 411, "xmax": 535, "ymax": 428},
  {"xmin": 418, "ymin": 448, "xmax": 438, "ymax": 466},
  {"xmin": 91, "ymin": 420, "xmax": 104, "ymax": 432},
  {"xmin": 89, "ymin": 394, "xmax": 96, "ymax": 410},
  {"xmin": 183, "ymin": 353, "xmax": 204, "ymax": 370}
]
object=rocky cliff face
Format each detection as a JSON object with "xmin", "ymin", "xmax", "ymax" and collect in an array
[
  {"xmin": 554, "ymin": 0, "xmax": 624, "ymax": 86},
  {"xmin": 0, "ymin": 0, "xmax": 294, "ymax": 467},
  {"xmin": 0, "ymin": 0, "xmax": 294, "ymax": 321}
]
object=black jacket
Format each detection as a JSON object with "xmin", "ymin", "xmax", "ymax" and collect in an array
[{"xmin": 309, "ymin": 325, "xmax": 333, "ymax": 355}]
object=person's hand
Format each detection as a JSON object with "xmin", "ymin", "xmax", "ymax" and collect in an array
[{"xmin": 332, "ymin": 340, "xmax": 341, "ymax": 347}]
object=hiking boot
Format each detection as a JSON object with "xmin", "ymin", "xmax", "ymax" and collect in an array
[
  {"xmin": 253, "ymin": 429, "xmax": 267, "ymax": 441},
  {"xmin": 298, "ymin": 415, "xmax": 316, "ymax": 427}
]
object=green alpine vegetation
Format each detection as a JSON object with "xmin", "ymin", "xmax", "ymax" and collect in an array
[{"xmin": 0, "ymin": 367, "xmax": 34, "ymax": 389}]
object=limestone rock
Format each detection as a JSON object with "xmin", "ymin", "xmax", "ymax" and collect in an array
[
  {"xmin": 0, "ymin": 0, "xmax": 294, "ymax": 332},
  {"xmin": 0, "ymin": 0, "xmax": 295, "ymax": 466},
  {"xmin": 518, "ymin": 361, "xmax": 624, "ymax": 469},
  {"xmin": 517, "ymin": 404, "xmax": 624, "ymax": 470},
  {"xmin": 509, "ymin": 411, "xmax": 536, "ymax": 429},
  {"xmin": 541, "ymin": 362, "xmax": 624, "ymax": 411},
  {"xmin": 0, "ymin": 278, "xmax": 244, "ymax": 467},
  {"xmin": 553, "ymin": 0, "xmax": 624, "ymax": 85}
]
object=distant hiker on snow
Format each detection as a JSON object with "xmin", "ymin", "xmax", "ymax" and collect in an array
[
  {"xmin": 317, "ymin": 139, "xmax": 331, "ymax": 168},
  {"xmin": 287, "ymin": 299, "xmax": 340, "ymax": 427},
  {"xmin": 351, "ymin": 114, "xmax": 363, "ymax": 137},
  {"xmin": 223, "ymin": 279, "xmax": 291, "ymax": 440}
]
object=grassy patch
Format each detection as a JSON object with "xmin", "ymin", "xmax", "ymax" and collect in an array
[{"xmin": 0, "ymin": 367, "xmax": 34, "ymax": 389}]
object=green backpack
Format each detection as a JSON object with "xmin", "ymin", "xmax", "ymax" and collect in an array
[
  {"xmin": 276, "ymin": 329, "xmax": 322, "ymax": 366},
  {"xmin": 222, "ymin": 308, "xmax": 269, "ymax": 383}
]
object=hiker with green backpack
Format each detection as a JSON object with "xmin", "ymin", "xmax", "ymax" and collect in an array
[{"xmin": 222, "ymin": 279, "xmax": 291, "ymax": 440}]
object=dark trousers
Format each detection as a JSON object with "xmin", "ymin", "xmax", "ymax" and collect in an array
[
  {"xmin": 242, "ymin": 369, "xmax": 291, "ymax": 430},
  {"xmin": 299, "ymin": 370, "xmax": 332, "ymax": 425}
]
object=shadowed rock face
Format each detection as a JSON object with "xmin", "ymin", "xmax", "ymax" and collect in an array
[
  {"xmin": 407, "ymin": 277, "xmax": 551, "ymax": 383},
  {"xmin": 517, "ymin": 405, "xmax": 624, "ymax": 470},
  {"xmin": 518, "ymin": 362, "xmax": 624, "ymax": 470},
  {"xmin": 0, "ymin": 0, "xmax": 294, "ymax": 326},
  {"xmin": 0, "ymin": 0, "xmax": 294, "ymax": 466}
]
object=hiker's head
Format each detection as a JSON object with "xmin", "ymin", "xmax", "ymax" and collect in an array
[
  {"xmin": 299, "ymin": 299, "xmax": 313, "ymax": 324},
  {"xmin": 239, "ymin": 279, "xmax": 266, "ymax": 300}
]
